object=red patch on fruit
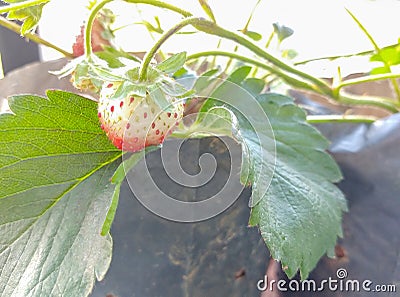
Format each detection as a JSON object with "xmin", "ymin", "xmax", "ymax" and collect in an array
[
  {"xmin": 112, "ymin": 136, "xmax": 123, "ymax": 150},
  {"xmin": 72, "ymin": 18, "xmax": 112, "ymax": 57}
]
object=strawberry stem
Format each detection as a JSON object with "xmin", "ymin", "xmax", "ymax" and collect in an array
[
  {"xmin": 139, "ymin": 17, "xmax": 330, "ymax": 92},
  {"xmin": 85, "ymin": 0, "xmax": 193, "ymax": 59},
  {"xmin": 85, "ymin": 0, "xmax": 113, "ymax": 58},
  {"xmin": 187, "ymin": 50, "xmax": 400, "ymax": 113},
  {"xmin": 187, "ymin": 50, "xmax": 318, "ymax": 93},
  {"xmin": 139, "ymin": 17, "xmax": 202, "ymax": 81},
  {"xmin": 123, "ymin": 0, "xmax": 192, "ymax": 17},
  {"xmin": 191, "ymin": 19, "xmax": 333, "ymax": 96},
  {"xmin": 306, "ymin": 115, "xmax": 379, "ymax": 124},
  {"xmin": 140, "ymin": 17, "xmax": 399, "ymax": 112}
]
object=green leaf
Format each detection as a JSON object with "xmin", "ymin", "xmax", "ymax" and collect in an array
[
  {"xmin": 198, "ymin": 71, "xmax": 346, "ymax": 279},
  {"xmin": 174, "ymin": 106, "xmax": 235, "ymax": 138},
  {"xmin": 193, "ymin": 67, "xmax": 221, "ymax": 95},
  {"xmin": 273, "ymin": 22, "xmax": 294, "ymax": 43},
  {"xmin": 243, "ymin": 30, "xmax": 262, "ymax": 41},
  {"xmin": 4, "ymin": 0, "xmax": 48, "ymax": 35},
  {"xmin": 112, "ymin": 80, "xmax": 146, "ymax": 100},
  {"xmin": 149, "ymin": 85, "xmax": 174, "ymax": 112},
  {"xmin": 241, "ymin": 77, "xmax": 265, "ymax": 96},
  {"xmin": 156, "ymin": 78, "xmax": 189, "ymax": 97},
  {"xmin": 199, "ymin": 66, "xmax": 252, "ymax": 113},
  {"xmin": 0, "ymin": 90, "xmax": 122, "ymax": 296},
  {"xmin": 244, "ymin": 94, "xmax": 347, "ymax": 279},
  {"xmin": 370, "ymin": 66, "xmax": 389, "ymax": 75},
  {"xmin": 156, "ymin": 52, "xmax": 187, "ymax": 74},
  {"xmin": 370, "ymin": 46, "xmax": 400, "ymax": 66},
  {"xmin": 95, "ymin": 46, "xmax": 141, "ymax": 68}
]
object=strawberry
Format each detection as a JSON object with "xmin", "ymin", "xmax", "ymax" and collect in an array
[
  {"xmin": 70, "ymin": 72, "xmax": 100, "ymax": 93},
  {"xmin": 98, "ymin": 82, "xmax": 184, "ymax": 152}
]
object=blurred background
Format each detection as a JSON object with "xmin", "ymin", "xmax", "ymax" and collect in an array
[{"xmin": 1, "ymin": 0, "xmax": 400, "ymax": 77}]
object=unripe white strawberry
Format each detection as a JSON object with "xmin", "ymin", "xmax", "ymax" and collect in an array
[{"xmin": 98, "ymin": 81, "xmax": 184, "ymax": 152}]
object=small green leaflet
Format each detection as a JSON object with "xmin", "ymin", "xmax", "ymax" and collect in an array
[
  {"xmin": 2, "ymin": 0, "xmax": 49, "ymax": 35},
  {"xmin": 135, "ymin": 16, "xmax": 164, "ymax": 34},
  {"xmin": 243, "ymin": 30, "xmax": 262, "ymax": 41},
  {"xmin": 0, "ymin": 90, "xmax": 122, "ymax": 296},
  {"xmin": 198, "ymin": 0, "xmax": 216, "ymax": 23},
  {"xmin": 156, "ymin": 52, "xmax": 187, "ymax": 74},
  {"xmin": 198, "ymin": 66, "xmax": 347, "ymax": 279}
]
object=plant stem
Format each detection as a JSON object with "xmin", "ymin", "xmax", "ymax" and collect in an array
[
  {"xmin": 191, "ymin": 19, "xmax": 333, "ymax": 95},
  {"xmin": 187, "ymin": 50, "xmax": 319, "ymax": 92},
  {"xmin": 336, "ymin": 73, "xmax": 400, "ymax": 90},
  {"xmin": 85, "ymin": 0, "xmax": 193, "ymax": 58},
  {"xmin": 187, "ymin": 51, "xmax": 399, "ymax": 112},
  {"xmin": 241, "ymin": 0, "xmax": 262, "ymax": 33},
  {"xmin": 139, "ymin": 17, "xmax": 330, "ymax": 94},
  {"xmin": 346, "ymin": 9, "xmax": 400, "ymax": 101},
  {"xmin": 139, "ymin": 17, "xmax": 200, "ymax": 81},
  {"xmin": 85, "ymin": 0, "xmax": 113, "ymax": 58},
  {"xmin": 338, "ymin": 91, "xmax": 399, "ymax": 113},
  {"xmin": 123, "ymin": 0, "xmax": 192, "ymax": 17},
  {"xmin": 306, "ymin": 114, "xmax": 378, "ymax": 124},
  {"xmin": 294, "ymin": 42, "xmax": 399, "ymax": 66},
  {"xmin": 0, "ymin": 16, "xmax": 73, "ymax": 58},
  {"xmin": 0, "ymin": 0, "xmax": 49, "ymax": 14}
]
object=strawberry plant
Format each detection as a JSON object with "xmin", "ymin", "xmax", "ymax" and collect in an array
[{"xmin": 0, "ymin": 1, "xmax": 399, "ymax": 296}]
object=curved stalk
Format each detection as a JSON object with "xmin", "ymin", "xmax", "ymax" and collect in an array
[
  {"xmin": 0, "ymin": 0, "xmax": 49, "ymax": 14},
  {"xmin": 187, "ymin": 51, "xmax": 320, "ymax": 92},
  {"xmin": 139, "ymin": 17, "xmax": 330, "ymax": 94},
  {"xmin": 187, "ymin": 51, "xmax": 399, "ymax": 113},
  {"xmin": 306, "ymin": 114, "xmax": 378, "ymax": 124},
  {"xmin": 85, "ymin": 0, "xmax": 113, "ymax": 58},
  {"xmin": 336, "ymin": 73, "xmax": 400, "ymax": 90},
  {"xmin": 85, "ymin": 0, "xmax": 193, "ymax": 58},
  {"xmin": 139, "ymin": 17, "xmax": 200, "ymax": 81},
  {"xmin": 338, "ymin": 92, "xmax": 399, "ymax": 113},
  {"xmin": 191, "ymin": 19, "xmax": 332, "ymax": 95},
  {"xmin": 123, "ymin": 0, "xmax": 192, "ymax": 17}
]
